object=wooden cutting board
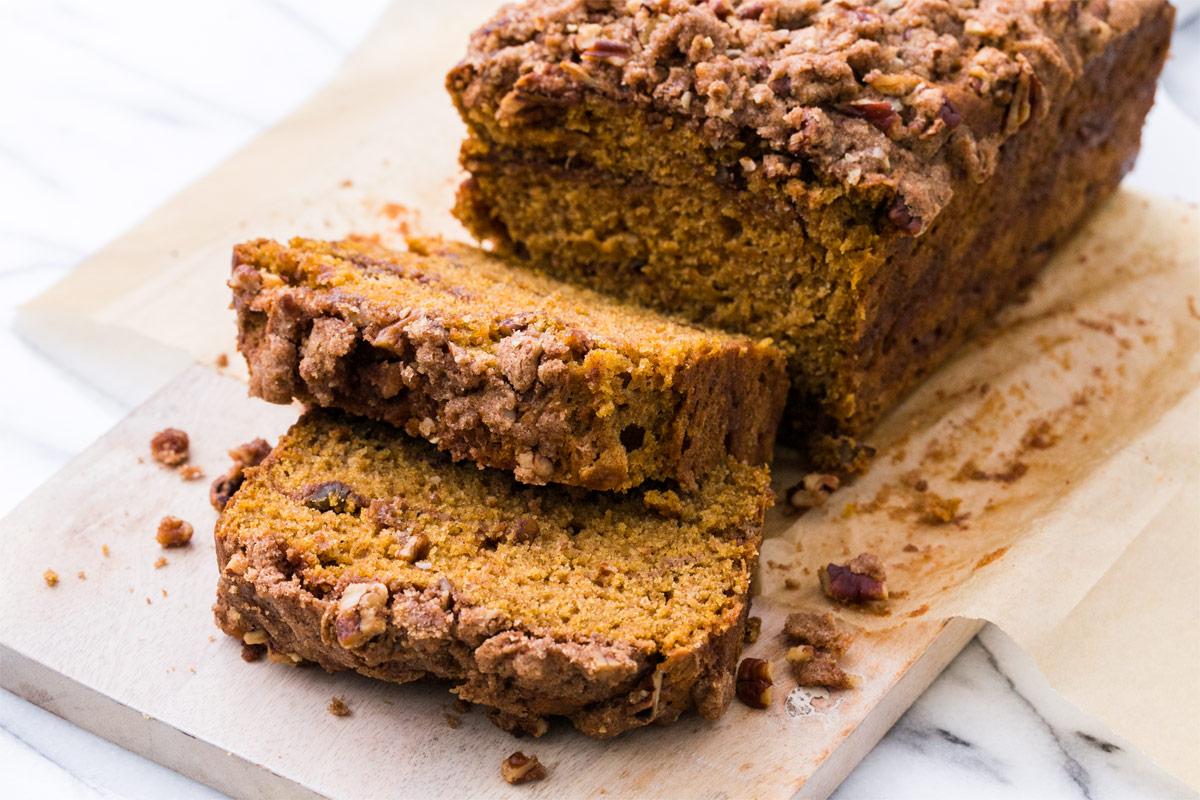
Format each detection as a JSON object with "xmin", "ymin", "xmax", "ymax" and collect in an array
[{"xmin": 0, "ymin": 365, "xmax": 980, "ymax": 800}]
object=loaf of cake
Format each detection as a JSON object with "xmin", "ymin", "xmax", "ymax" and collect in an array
[
  {"xmin": 231, "ymin": 236, "xmax": 787, "ymax": 491},
  {"xmin": 213, "ymin": 410, "xmax": 770, "ymax": 738},
  {"xmin": 448, "ymin": 0, "xmax": 1174, "ymax": 440}
]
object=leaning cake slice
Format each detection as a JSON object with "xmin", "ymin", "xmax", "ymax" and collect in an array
[
  {"xmin": 214, "ymin": 409, "xmax": 770, "ymax": 738},
  {"xmin": 231, "ymin": 236, "xmax": 787, "ymax": 491}
]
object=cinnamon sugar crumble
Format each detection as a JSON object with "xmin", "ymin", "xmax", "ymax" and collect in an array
[
  {"xmin": 150, "ymin": 428, "xmax": 190, "ymax": 466},
  {"xmin": 156, "ymin": 516, "xmax": 194, "ymax": 548},
  {"xmin": 43, "ymin": 569, "xmax": 58, "ymax": 587},
  {"xmin": 328, "ymin": 696, "xmax": 351, "ymax": 717}
]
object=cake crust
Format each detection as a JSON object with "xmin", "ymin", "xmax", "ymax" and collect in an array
[
  {"xmin": 213, "ymin": 410, "xmax": 770, "ymax": 738},
  {"xmin": 231, "ymin": 236, "xmax": 787, "ymax": 491}
]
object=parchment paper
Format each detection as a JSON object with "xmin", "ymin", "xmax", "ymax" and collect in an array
[{"xmin": 21, "ymin": 0, "xmax": 1200, "ymax": 788}]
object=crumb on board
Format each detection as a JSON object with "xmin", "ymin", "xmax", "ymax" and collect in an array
[
  {"xmin": 179, "ymin": 465, "xmax": 205, "ymax": 481},
  {"xmin": 103, "ymin": 545, "xmax": 110, "ymax": 557},
  {"xmin": 444, "ymin": 711, "xmax": 461, "ymax": 729},
  {"xmin": 215, "ymin": 352, "xmax": 229, "ymax": 368},
  {"xmin": 44, "ymin": 569, "xmax": 58, "ymax": 587},
  {"xmin": 157, "ymin": 516, "xmax": 194, "ymax": 548},
  {"xmin": 150, "ymin": 428, "xmax": 190, "ymax": 466},
  {"xmin": 744, "ymin": 616, "xmax": 762, "ymax": 644},
  {"xmin": 77, "ymin": 571, "xmax": 86, "ymax": 580},
  {"xmin": 328, "ymin": 696, "xmax": 350, "ymax": 717},
  {"xmin": 501, "ymin": 752, "xmax": 546, "ymax": 785},
  {"xmin": 154, "ymin": 556, "xmax": 168, "ymax": 569}
]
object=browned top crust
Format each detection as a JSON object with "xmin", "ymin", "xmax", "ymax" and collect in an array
[{"xmin": 449, "ymin": 0, "xmax": 1160, "ymax": 230}]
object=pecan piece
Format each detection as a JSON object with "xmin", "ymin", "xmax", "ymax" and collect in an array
[
  {"xmin": 840, "ymin": 100, "xmax": 901, "ymax": 137},
  {"xmin": 581, "ymin": 39, "xmax": 631, "ymax": 63},
  {"xmin": 150, "ymin": 428, "xmax": 189, "ymax": 466},
  {"xmin": 735, "ymin": 657, "xmax": 773, "ymax": 709},
  {"xmin": 302, "ymin": 481, "xmax": 364, "ymax": 513},
  {"xmin": 501, "ymin": 752, "xmax": 547, "ymax": 785},
  {"xmin": 334, "ymin": 582, "xmax": 389, "ymax": 648},
  {"xmin": 938, "ymin": 97, "xmax": 963, "ymax": 130},
  {"xmin": 785, "ymin": 472, "xmax": 840, "ymax": 512},
  {"xmin": 820, "ymin": 553, "xmax": 888, "ymax": 608},
  {"xmin": 156, "ymin": 516, "xmax": 194, "ymax": 548},
  {"xmin": 888, "ymin": 196, "xmax": 923, "ymax": 235}
]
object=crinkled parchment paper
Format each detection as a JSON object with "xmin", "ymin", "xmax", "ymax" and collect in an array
[{"xmin": 19, "ymin": 0, "xmax": 1200, "ymax": 786}]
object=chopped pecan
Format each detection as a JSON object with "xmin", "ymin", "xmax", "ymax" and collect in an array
[
  {"xmin": 395, "ymin": 531, "xmax": 431, "ymax": 562},
  {"xmin": 888, "ymin": 196, "xmax": 923, "ymax": 235},
  {"xmin": 302, "ymin": 481, "xmax": 364, "ymax": 513},
  {"xmin": 628, "ymin": 669, "xmax": 664, "ymax": 718},
  {"xmin": 840, "ymin": 100, "xmax": 901, "ymax": 137},
  {"xmin": 820, "ymin": 553, "xmax": 888, "ymax": 608},
  {"xmin": 334, "ymin": 582, "xmax": 389, "ymax": 648},
  {"xmin": 506, "ymin": 515, "xmax": 541, "ymax": 544},
  {"xmin": 156, "ymin": 516, "xmax": 194, "ymax": 548},
  {"xmin": 581, "ymin": 39, "xmax": 631, "ymax": 62},
  {"xmin": 150, "ymin": 428, "xmax": 189, "ymax": 466},
  {"xmin": 735, "ymin": 657, "xmax": 773, "ymax": 709},
  {"xmin": 938, "ymin": 97, "xmax": 963, "ymax": 130},
  {"xmin": 785, "ymin": 472, "xmax": 840, "ymax": 512},
  {"xmin": 501, "ymin": 752, "xmax": 547, "ymax": 785}
]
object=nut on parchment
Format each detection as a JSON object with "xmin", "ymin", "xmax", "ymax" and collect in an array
[
  {"xmin": 501, "ymin": 751, "xmax": 547, "ymax": 785},
  {"xmin": 735, "ymin": 657, "xmax": 774, "ymax": 709},
  {"xmin": 334, "ymin": 582, "xmax": 389, "ymax": 648},
  {"xmin": 820, "ymin": 553, "xmax": 888, "ymax": 608}
]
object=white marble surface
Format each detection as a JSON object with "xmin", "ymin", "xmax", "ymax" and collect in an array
[{"xmin": 0, "ymin": 2, "xmax": 1197, "ymax": 798}]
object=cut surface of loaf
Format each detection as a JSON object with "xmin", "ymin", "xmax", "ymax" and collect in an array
[
  {"xmin": 232, "ymin": 236, "xmax": 787, "ymax": 491},
  {"xmin": 213, "ymin": 410, "xmax": 771, "ymax": 738},
  {"xmin": 448, "ymin": 0, "xmax": 1174, "ymax": 443}
]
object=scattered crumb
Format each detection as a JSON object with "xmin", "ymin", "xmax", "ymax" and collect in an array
[
  {"xmin": 154, "ymin": 556, "xmax": 169, "ymax": 569},
  {"xmin": 179, "ymin": 465, "xmax": 205, "ymax": 481},
  {"xmin": 328, "ymin": 696, "xmax": 351, "ymax": 717},
  {"xmin": 444, "ymin": 711, "xmax": 461, "ymax": 729},
  {"xmin": 215, "ymin": 352, "xmax": 229, "ymax": 368},
  {"xmin": 783, "ymin": 611, "xmax": 852, "ymax": 656},
  {"xmin": 157, "ymin": 516, "xmax": 194, "ymax": 548},
  {"xmin": 339, "ymin": 179, "xmax": 353, "ymax": 188},
  {"xmin": 150, "ymin": 428, "xmax": 190, "ymax": 466},
  {"xmin": 145, "ymin": 597, "xmax": 152, "ymax": 605},
  {"xmin": 783, "ymin": 577, "xmax": 801, "ymax": 590},
  {"xmin": 973, "ymin": 547, "xmax": 1010, "ymax": 571},
  {"xmin": 744, "ymin": 616, "xmax": 762, "ymax": 644},
  {"xmin": 162, "ymin": 589, "xmax": 168, "ymax": 597},
  {"xmin": 44, "ymin": 569, "xmax": 59, "ymax": 587},
  {"xmin": 916, "ymin": 492, "xmax": 963, "ymax": 524},
  {"xmin": 783, "ymin": 611, "xmax": 859, "ymax": 689},
  {"xmin": 103, "ymin": 545, "xmax": 110, "ymax": 557},
  {"xmin": 453, "ymin": 698, "xmax": 471, "ymax": 715},
  {"xmin": 841, "ymin": 502, "xmax": 857, "ymax": 519},
  {"xmin": 501, "ymin": 752, "xmax": 547, "ymax": 785},
  {"xmin": 77, "ymin": 571, "xmax": 86, "ymax": 580}
]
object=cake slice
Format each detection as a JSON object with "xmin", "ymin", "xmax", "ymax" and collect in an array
[
  {"xmin": 448, "ymin": 0, "xmax": 1173, "ymax": 441},
  {"xmin": 231, "ymin": 236, "xmax": 787, "ymax": 491},
  {"xmin": 213, "ymin": 409, "xmax": 770, "ymax": 738}
]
